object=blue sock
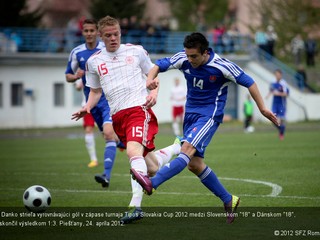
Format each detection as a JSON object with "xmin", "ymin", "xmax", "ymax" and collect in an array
[
  {"xmin": 151, "ymin": 153, "xmax": 190, "ymax": 189},
  {"xmin": 103, "ymin": 141, "xmax": 117, "ymax": 180},
  {"xmin": 279, "ymin": 124, "xmax": 285, "ymax": 135},
  {"xmin": 198, "ymin": 166, "xmax": 232, "ymax": 204}
]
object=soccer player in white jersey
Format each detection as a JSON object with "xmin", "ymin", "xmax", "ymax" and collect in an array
[
  {"xmin": 131, "ymin": 32, "xmax": 279, "ymax": 224},
  {"xmin": 71, "ymin": 16, "xmax": 181, "ymax": 223},
  {"xmin": 66, "ymin": 19, "xmax": 122, "ymax": 188},
  {"xmin": 170, "ymin": 78, "xmax": 186, "ymax": 136}
]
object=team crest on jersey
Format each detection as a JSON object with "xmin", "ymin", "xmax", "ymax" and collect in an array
[
  {"xmin": 209, "ymin": 75, "xmax": 217, "ymax": 82},
  {"xmin": 125, "ymin": 56, "xmax": 134, "ymax": 64}
]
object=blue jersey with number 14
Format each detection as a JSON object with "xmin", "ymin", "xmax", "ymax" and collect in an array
[{"xmin": 155, "ymin": 48, "xmax": 255, "ymax": 122}]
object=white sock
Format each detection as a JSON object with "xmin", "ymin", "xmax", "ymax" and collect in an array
[
  {"xmin": 129, "ymin": 178, "xmax": 143, "ymax": 207},
  {"xmin": 154, "ymin": 142, "xmax": 181, "ymax": 168},
  {"xmin": 172, "ymin": 121, "xmax": 180, "ymax": 136},
  {"xmin": 85, "ymin": 133, "xmax": 97, "ymax": 161},
  {"xmin": 130, "ymin": 156, "xmax": 147, "ymax": 174}
]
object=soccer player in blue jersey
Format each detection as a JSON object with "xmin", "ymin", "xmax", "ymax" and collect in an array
[
  {"xmin": 65, "ymin": 18, "xmax": 120, "ymax": 188},
  {"xmin": 266, "ymin": 69, "xmax": 289, "ymax": 140},
  {"xmin": 131, "ymin": 32, "xmax": 279, "ymax": 224}
]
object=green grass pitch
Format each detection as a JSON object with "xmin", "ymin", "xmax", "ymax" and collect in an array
[{"xmin": 0, "ymin": 122, "xmax": 319, "ymax": 239}]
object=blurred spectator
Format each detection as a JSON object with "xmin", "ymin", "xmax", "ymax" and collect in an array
[
  {"xmin": 305, "ymin": 34, "xmax": 317, "ymax": 66},
  {"xmin": 211, "ymin": 23, "xmax": 225, "ymax": 53},
  {"xmin": 120, "ymin": 18, "xmax": 130, "ymax": 36},
  {"xmin": 65, "ymin": 17, "xmax": 81, "ymax": 52},
  {"xmin": 265, "ymin": 25, "xmax": 277, "ymax": 57},
  {"xmin": 46, "ymin": 29, "xmax": 64, "ymax": 52},
  {"xmin": 294, "ymin": 64, "xmax": 307, "ymax": 91},
  {"xmin": 77, "ymin": 16, "xmax": 86, "ymax": 33},
  {"xmin": 129, "ymin": 15, "xmax": 140, "ymax": 30},
  {"xmin": 196, "ymin": 16, "xmax": 207, "ymax": 33},
  {"xmin": 291, "ymin": 34, "xmax": 305, "ymax": 66},
  {"xmin": 222, "ymin": 24, "xmax": 240, "ymax": 53},
  {"xmin": 0, "ymin": 32, "xmax": 9, "ymax": 52},
  {"xmin": 255, "ymin": 27, "xmax": 267, "ymax": 58},
  {"xmin": 10, "ymin": 32, "xmax": 23, "ymax": 52}
]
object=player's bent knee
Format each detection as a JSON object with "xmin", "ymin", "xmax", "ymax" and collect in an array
[
  {"xmin": 103, "ymin": 132, "xmax": 115, "ymax": 141},
  {"xmin": 187, "ymin": 158, "xmax": 205, "ymax": 175},
  {"xmin": 187, "ymin": 162, "xmax": 198, "ymax": 173},
  {"xmin": 147, "ymin": 164, "xmax": 159, "ymax": 177}
]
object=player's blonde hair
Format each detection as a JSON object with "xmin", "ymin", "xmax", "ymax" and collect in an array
[{"xmin": 98, "ymin": 16, "xmax": 120, "ymax": 32}]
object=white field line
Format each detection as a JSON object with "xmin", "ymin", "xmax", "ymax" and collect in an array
[
  {"xmin": 2, "ymin": 172, "xmax": 319, "ymax": 200},
  {"xmin": 1, "ymin": 188, "xmax": 319, "ymax": 200}
]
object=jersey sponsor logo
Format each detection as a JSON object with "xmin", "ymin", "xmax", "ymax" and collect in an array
[
  {"xmin": 125, "ymin": 56, "xmax": 134, "ymax": 64},
  {"xmin": 80, "ymin": 57, "xmax": 85, "ymax": 62},
  {"xmin": 184, "ymin": 69, "xmax": 190, "ymax": 74}
]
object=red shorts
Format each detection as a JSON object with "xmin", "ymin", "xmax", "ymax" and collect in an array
[
  {"xmin": 83, "ymin": 113, "xmax": 95, "ymax": 128},
  {"xmin": 112, "ymin": 106, "xmax": 158, "ymax": 156},
  {"xmin": 172, "ymin": 106, "xmax": 184, "ymax": 120}
]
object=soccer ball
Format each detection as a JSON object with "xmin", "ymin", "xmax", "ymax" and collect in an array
[{"xmin": 23, "ymin": 185, "xmax": 51, "ymax": 213}]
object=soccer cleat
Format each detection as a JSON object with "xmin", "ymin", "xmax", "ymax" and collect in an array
[
  {"xmin": 174, "ymin": 136, "xmax": 183, "ymax": 146},
  {"xmin": 130, "ymin": 168, "xmax": 154, "ymax": 195},
  {"xmin": 88, "ymin": 160, "xmax": 98, "ymax": 168},
  {"xmin": 279, "ymin": 134, "xmax": 284, "ymax": 140},
  {"xmin": 120, "ymin": 207, "xmax": 143, "ymax": 224},
  {"xmin": 224, "ymin": 195, "xmax": 240, "ymax": 224},
  {"xmin": 94, "ymin": 174, "xmax": 109, "ymax": 188}
]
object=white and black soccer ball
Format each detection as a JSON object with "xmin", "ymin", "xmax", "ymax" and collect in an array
[{"xmin": 23, "ymin": 185, "xmax": 51, "ymax": 213}]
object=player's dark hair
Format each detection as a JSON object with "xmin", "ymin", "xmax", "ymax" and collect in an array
[
  {"xmin": 83, "ymin": 18, "xmax": 98, "ymax": 28},
  {"xmin": 183, "ymin": 32, "xmax": 209, "ymax": 54},
  {"xmin": 274, "ymin": 69, "xmax": 282, "ymax": 74}
]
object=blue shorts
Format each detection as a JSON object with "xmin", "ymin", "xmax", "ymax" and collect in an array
[
  {"xmin": 272, "ymin": 104, "xmax": 286, "ymax": 119},
  {"xmin": 90, "ymin": 97, "xmax": 112, "ymax": 132},
  {"xmin": 183, "ymin": 113, "xmax": 220, "ymax": 158}
]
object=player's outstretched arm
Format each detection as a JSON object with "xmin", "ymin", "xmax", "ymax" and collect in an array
[
  {"xmin": 65, "ymin": 69, "xmax": 85, "ymax": 83},
  {"xmin": 71, "ymin": 107, "xmax": 88, "ymax": 121},
  {"xmin": 71, "ymin": 87, "xmax": 102, "ymax": 121},
  {"xmin": 146, "ymin": 65, "xmax": 160, "ymax": 90},
  {"xmin": 248, "ymin": 83, "xmax": 280, "ymax": 126},
  {"xmin": 144, "ymin": 78, "xmax": 159, "ymax": 108}
]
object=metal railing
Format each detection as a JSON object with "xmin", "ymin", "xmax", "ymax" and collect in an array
[
  {"xmin": 250, "ymin": 47, "xmax": 311, "ymax": 92},
  {"xmin": 0, "ymin": 27, "xmax": 253, "ymax": 55}
]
